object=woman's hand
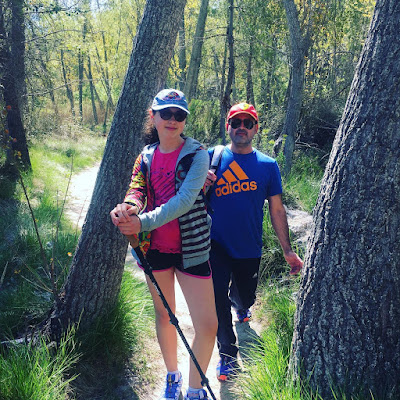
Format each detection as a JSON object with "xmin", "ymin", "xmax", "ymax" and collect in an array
[{"xmin": 110, "ymin": 203, "xmax": 138, "ymax": 226}]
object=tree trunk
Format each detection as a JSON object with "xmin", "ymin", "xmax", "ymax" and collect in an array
[
  {"xmin": 178, "ymin": 13, "xmax": 186, "ymax": 92},
  {"xmin": 47, "ymin": 0, "xmax": 187, "ymax": 338},
  {"xmin": 246, "ymin": 42, "xmax": 254, "ymax": 106},
  {"xmin": 275, "ymin": 0, "xmax": 308, "ymax": 175},
  {"xmin": 219, "ymin": 0, "xmax": 234, "ymax": 144},
  {"xmin": 291, "ymin": 1, "xmax": 400, "ymax": 398},
  {"xmin": 218, "ymin": 37, "xmax": 227, "ymax": 144},
  {"xmin": 1, "ymin": 0, "xmax": 31, "ymax": 171},
  {"xmin": 87, "ymin": 55, "xmax": 98, "ymax": 125},
  {"xmin": 184, "ymin": 0, "xmax": 209, "ymax": 101},
  {"xmin": 60, "ymin": 49, "xmax": 75, "ymax": 118}
]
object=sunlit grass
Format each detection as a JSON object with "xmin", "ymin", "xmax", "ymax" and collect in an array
[
  {"xmin": 0, "ymin": 128, "xmax": 105, "ymax": 338},
  {"xmin": 0, "ymin": 329, "xmax": 80, "ymax": 400},
  {"xmin": 283, "ymin": 152, "xmax": 325, "ymax": 213}
]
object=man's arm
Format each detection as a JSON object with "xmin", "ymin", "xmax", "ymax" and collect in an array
[{"xmin": 268, "ymin": 194, "xmax": 303, "ymax": 275}]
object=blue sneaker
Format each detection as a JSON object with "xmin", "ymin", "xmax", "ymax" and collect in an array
[
  {"xmin": 216, "ymin": 356, "xmax": 238, "ymax": 381},
  {"xmin": 236, "ymin": 308, "xmax": 251, "ymax": 323},
  {"xmin": 159, "ymin": 372, "xmax": 183, "ymax": 399},
  {"xmin": 184, "ymin": 388, "xmax": 209, "ymax": 399}
]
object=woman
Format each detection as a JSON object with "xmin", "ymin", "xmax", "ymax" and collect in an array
[{"xmin": 110, "ymin": 89, "xmax": 217, "ymax": 400}]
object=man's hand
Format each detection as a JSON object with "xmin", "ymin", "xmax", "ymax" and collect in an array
[
  {"xmin": 204, "ymin": 170, "xmax": 217, "ymax": 187},
  {"xmin": 284, "ymin": 251, "xmax": 303, "ymax": 275}
]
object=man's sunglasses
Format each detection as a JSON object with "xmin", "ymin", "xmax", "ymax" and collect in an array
[
  {"xmin": 229, "ymin": 118, "xmax": 256, "ymax": 130},
  {"xmin": 158, "ymin": 108, "xmax": 188, "ymax": 122}
]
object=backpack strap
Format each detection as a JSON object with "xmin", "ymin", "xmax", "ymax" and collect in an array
[{"xmin": 209, "ymin": 145, "xmax": 225, "ymax": 173}]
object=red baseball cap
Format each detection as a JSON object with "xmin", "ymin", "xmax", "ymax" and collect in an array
[{"xmin": 227, "ymin": 103, "xmax": 258, "ymax": 124}]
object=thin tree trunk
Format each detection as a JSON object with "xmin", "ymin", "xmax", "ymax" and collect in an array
[
  {"xmin": 219, "ymin": 0, "xmax": 234, "ymax": 144},
  {"xmin": 246, "ymin": 42, "xmax": 254, "ymax": 105},
  {"xmin": 184, "ymin": 0, "xmax": 209, "ymax": 100},
  {"xmin": 87, "ymin": 55, "xmax": 98, "ymax": 125},
  {"xmin": 275, "ymin": 0, "xmax": 309, "ymax": 175},
  {"xmin": 60, "ymin": 49, "xmax": 75, "ymax": 118},
  {"xmin": 178, "ymin": 13, "xmax": 186, "ymax": 92},
  {"xmin": 292, "ymin": 1, "xmax": 400, "ymax": 398},
  {"xmin": 46, "ymin": 0, "xmax": 187, "ymax": 338}
]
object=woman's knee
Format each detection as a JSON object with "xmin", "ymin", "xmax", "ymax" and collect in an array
[
  {"xmin": 195, "ymin": 314, "xmax": 218, "ymax": 338},
  {"xmin": 154, "ymin": 306, "xmax": 171, "ymax": 326}
]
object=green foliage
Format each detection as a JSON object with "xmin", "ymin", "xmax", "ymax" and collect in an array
[
  {"xmin": 185, "ymin": 99, "xmax": 221, "ymax": 146},
  {"xmin": 260, "ymin": 210, "xmax": 288, "ymax": 279},
  {"xmin": 283, "ymin": 150, "xmax": 326, "ymax": 214},
  {"xmin": 0, "ymin": 329, "xmax": 79, "ymax": 400}
]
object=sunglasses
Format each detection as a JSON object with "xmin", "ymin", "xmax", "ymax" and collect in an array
[
  {"xmin": 158, "ymin": 108, "xmax": 188, "ymax": 122},
  {"xmin": 229, "ymin": 118, "xmax": 256, "ymax": 130}
]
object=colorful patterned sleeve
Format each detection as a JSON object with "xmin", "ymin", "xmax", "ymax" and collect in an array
[{"xmin": 124, "ymin": 153, "xmax": 147, "ymax": 211}]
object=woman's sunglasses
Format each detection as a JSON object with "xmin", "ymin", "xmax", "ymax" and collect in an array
[
  {"xmin": 229, "ymin": 118, "xmax": 256, "ymax": 130},
  {"xmin": 158, "ymin": 108, "xmax": 188, "ymax": 122}
]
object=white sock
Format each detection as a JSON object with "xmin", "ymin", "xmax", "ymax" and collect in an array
[{"xmin": 186, "ymin": 387, "xmax": 204, "ymax": 398}]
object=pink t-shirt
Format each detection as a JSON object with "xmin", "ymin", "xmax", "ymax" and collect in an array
[{"xmin": 149, "ymin": 142, "xmax": 184, "ymax": 253}]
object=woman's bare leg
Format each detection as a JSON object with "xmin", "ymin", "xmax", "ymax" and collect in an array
[
  {"xmin": 145, "ymin": 268, "xmax": 178, "ymax": 372},
  {"xmin": 176, "ymin": 271, "xmax": 218, "ymax": 389}
]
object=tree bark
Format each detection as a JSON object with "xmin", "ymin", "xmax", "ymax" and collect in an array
[
  {"xmin": 219, "ymin": 0, "xmax": 234, "ymax": 144},
  {"xmin": 291, "ymin": 1, "xmax": 400, "ymax": 398},
  {"xmin": 246, "ymin": 41, "xmax": 254, "ymax": 106},
  {"xmin": 184, "ymin": 0, "xmax": 209, "ymax": 101},
  {"xmin": 0, "ymin": 0, "xmax": 31, "ymax": 171},
  {"xmin": 87, "ymin": 55, "xmax": 98, "ymax": 125},
  {"xmin": 47, "ymin": 0, "xmax": 187, "ymax": 337},
  {"xmin": 60, "ymin": 49, "xmax": 75, "ymax": 118},
  {"xmin": 178, "ymin": 13, "xmax": 186, "ymax": 92},
  {"xmin": 275, "ymin": 0, "xmax": 309, "ymax": 176}
]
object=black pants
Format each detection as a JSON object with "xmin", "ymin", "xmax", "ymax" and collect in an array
[{"xmin": 210, "ymin": 240, "xmax": 260, "ymax": 358}]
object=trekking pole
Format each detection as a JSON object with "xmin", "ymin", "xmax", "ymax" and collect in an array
[{"xmin": 127, "ymin": 235, "xmax": 217, "ymax": 400}]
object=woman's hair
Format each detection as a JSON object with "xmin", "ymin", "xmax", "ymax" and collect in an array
[{"xmin": 143, "ymin": 110, "xmax": 159, "ymax": 144}]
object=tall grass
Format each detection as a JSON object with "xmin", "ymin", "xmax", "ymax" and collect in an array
[
  {"xmin": 0, "ymin": 128, "xmax": 106, "ymax": 338},
  {"xmin": 236, "ymin": 280, "xmax": 320, "ymax": 400},
  {"xmin": 283, "ymin": 151, "xmax": 325, "ymax": 214},
  {"xmin": 0, "ymin": 329, "xmax": 79, "ymax": 400}
]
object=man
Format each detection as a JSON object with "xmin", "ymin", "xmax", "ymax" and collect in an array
[{"xmin": 206, "ymin": 102, "xmax": 303, "ymax": 381}]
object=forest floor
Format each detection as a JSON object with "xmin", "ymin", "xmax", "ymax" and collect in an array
[{"xmin": 66, "ymin": 162, "xmax": 313, "ymax": 400}]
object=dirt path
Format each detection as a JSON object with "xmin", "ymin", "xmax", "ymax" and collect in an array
[{"xmin": 66, "ymin": 163, "xmax": 311, "ymax": 400}]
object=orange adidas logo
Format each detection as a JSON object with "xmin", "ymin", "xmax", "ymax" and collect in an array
[{"xmin": 215, "ymin": 160, "xmax": 257, "ymax": 197}]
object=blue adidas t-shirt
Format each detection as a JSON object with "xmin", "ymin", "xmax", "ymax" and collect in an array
[{"xmin": 208, "ymin": 146, "xmax": 282, "ymax": 258}]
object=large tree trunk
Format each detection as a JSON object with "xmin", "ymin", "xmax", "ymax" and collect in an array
[
  {"xmin": 47, "ymin": 0, "xmax": 187, "ymax": 338},
  {"xmin": 184, "ymin": 0, "xmax": 209, "ymax": 101},
  {"xmin": 291, "ymin": 1, "xmax": 400, "ymax": 398}
]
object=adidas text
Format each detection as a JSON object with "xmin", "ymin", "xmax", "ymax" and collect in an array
[{"xmin": 215, "ymin": 181, "xmax": 257, "ymax": 196}]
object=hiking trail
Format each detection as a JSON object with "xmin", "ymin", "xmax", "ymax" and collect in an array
[{"xmin": 66, "ymin": 162, "xmax": 312, "ymax": 400}]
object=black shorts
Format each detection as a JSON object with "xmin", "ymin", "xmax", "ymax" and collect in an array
[{"xmin": 140, "ymin": 249, "xmax": 212, "ymax": 278}]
